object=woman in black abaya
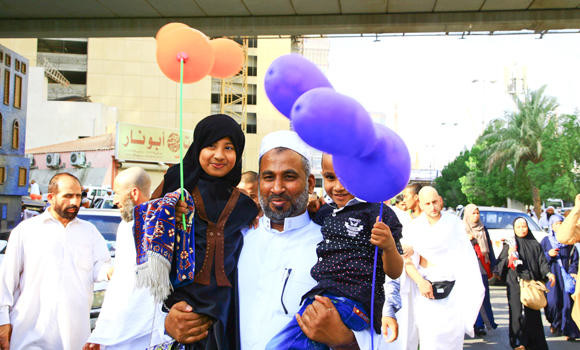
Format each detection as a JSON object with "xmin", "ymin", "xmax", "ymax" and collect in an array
[{"xmin": 495, "ymin": 217, "xmax": 556, "ymax": 350}]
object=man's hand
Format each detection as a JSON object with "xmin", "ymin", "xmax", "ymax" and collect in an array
[
  {"xmin": 419, "ymin": 279, "xmax": 434, "ymax": 299},
  {"xmin": 296, "ymin": 296, "xmax": 356, "ymax": 348},
  {"xmin": 381, "ymin": 316, "xmax": 398, "ymax": 343},
  {"xmin": 165, "ymin": 301, "xmax": 213, "ymax": 344},
  {"xmin": 0, "ymin": 324, "xmax": 11, "ymax": 350},
  {"xmin": 370, "ymin": 217, "xmax": 396, "ymax": 251},
  {"xmin": 82, "ymin": 343, "xmax": 100, "ymax": 350},
  {"xmin": 548, "ymin": 248, "xmax": 559, "ymax": 257}
]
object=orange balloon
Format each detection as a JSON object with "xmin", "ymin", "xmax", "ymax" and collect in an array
[
  {"xmin": 156, "ymin": 27, "xmax": 215, "ymax": 83},
  {"xmin": 156, "ymin": 22, "xmax": 188, "ymax": 41},
  {"xmin": 209, "ymin": 38, "xmax": 244, "ymax": 79}
]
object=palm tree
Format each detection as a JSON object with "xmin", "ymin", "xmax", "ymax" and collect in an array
[{"xmin": 483, "ymin": 85, "xmax": 558, "ymax": 217}]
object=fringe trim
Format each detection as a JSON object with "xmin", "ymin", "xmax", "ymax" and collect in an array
[{"xmin": 136, "ymin": 251, "xmax": 172, "ymax": 304}]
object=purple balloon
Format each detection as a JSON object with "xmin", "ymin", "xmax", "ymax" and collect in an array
[
  {"xmin": 264, "ymin": 54, "xmax": 333, "ymax": 118},
  {"xmin": 333, "ymin": 124, "xmax": 411, "ymax": 203},
  {"xmin": 291, "ymin": 87, "xmax": 377, "ymax": 157}
]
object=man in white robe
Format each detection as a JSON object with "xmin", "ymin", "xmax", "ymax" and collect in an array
[
  {"xmin": 84, "ymin": 167, "xmax": 168, "ymax": 350},
  {"xmin": 0, "ymin": 173, "xmax": 112, "ymax": 350},
  {"xmin": 404, "ymin": 186, "xmax": 484, "ymax": 350},
  {"xmin": 238, "ymin": 130, "xmax": 379, "ymax": 349}
]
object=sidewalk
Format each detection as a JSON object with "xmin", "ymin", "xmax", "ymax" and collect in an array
[{"xmin": 464, "ymin": 285, "xmax": 578, "ymax": 349}]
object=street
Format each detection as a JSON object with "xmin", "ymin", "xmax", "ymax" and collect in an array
[{"xmin": 464, "ymin": 286, "xmax": 578, "ymax": 349}]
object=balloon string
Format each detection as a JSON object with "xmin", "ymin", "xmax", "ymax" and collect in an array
[
  {"xmin": 179, "ymin": 58, "xmax": 186, "ymax": 231},
  {"xmin": 370, "ymin": 202, "xmax": 383, "ymax": 349}
]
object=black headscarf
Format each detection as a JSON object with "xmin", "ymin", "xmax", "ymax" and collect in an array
[
  {"xmin": 513, "ymin": 217, "xmax": 550, "ymax": 281},
  {"xmin": 162, "ymin": 114, "xmax": 245, "ymax": 195}
]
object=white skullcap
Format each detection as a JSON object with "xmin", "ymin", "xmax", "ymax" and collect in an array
[{"xmin": 259, "ymin": 130, "xmax": 312, "ymax": 164}]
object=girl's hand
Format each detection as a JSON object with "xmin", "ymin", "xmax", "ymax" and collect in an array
[
  {"xmin": 548, "ymin": 248, "xmax": 559, "ymax": 257},
  {"xmin": 547, "ymin": 273, "xmax": 556, "ymax": 287},
  {"xmin": 370, "ymin": 217, "xmax": 395, "ymax": 251}
]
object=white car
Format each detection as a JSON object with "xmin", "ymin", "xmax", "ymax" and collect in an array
[{"xmin": 459, "ymin": 206, "xmax": 547, "ymax": 258}]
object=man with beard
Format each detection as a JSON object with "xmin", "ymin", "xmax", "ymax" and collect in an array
[
  {"xmin": 84, "ymin": 167, "xmax": 168, "ymax": 349},
  {"xmin": 237, "ymin": 130, "xmax": 376, "ymax": 349},
  {"xmin": 0, "ymin": 173, "xmax": 111, "ymax": 350}
]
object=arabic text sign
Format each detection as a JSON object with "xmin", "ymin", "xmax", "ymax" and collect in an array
[{"xmin": 116, "ymin": 123, "xmax": 193, "ymax": 163}]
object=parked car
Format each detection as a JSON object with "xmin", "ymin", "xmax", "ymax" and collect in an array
[{"xmin": 459, "ymin": 206, "xmax": 547, "ymax": 258}]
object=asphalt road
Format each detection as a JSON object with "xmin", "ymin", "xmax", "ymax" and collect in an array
[{"xmin": 463, "ymin": 286, "xmax": 578, "ymax": 349}]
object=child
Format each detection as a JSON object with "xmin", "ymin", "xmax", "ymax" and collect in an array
[
  {"xmin": 266, "ymin": 153, "xmax": 404, "ymax": 349},
  {"xmin": 138, "ymin": 114, "xmax": 258, "ymax": 349}
]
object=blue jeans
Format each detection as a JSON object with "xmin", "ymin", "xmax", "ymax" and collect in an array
[{"xmin": 265, "ymin": 293, "xmax": 370, "ymax": 350}]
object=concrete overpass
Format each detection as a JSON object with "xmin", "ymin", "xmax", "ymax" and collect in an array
[{"xmin": 1, "ymin": 1, "xmax": 580, "ymax": 38}]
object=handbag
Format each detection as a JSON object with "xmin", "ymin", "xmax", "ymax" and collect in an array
[
  {"xmin": 519, "ymin": 279, "xmax": 548, "ymax": 310},
  {"xmin": 429, "ymin": 280, "xmax": 455, "ymax": 300},
  {"xmin": 557, "ymin": 256, "xmax": 577, "ymax": 295}
]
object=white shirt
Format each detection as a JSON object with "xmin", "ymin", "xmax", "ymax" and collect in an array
[
  {"xmin": 88, "ymin": 220, "xmax": 167, "ymax": 348},
  {"xmin": 30, "ymin": 182, "xmax": 40, "ymax": 196},
  {"xmin": 238, "ymin": 211, "xmax": 379, "ymax": 350},
  {"xmin": 0, "ymin": 210, "xmax": 111, "ymax": 350}
]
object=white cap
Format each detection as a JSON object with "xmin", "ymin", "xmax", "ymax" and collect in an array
[{"xmin": 259, "ymin": 130, "xmax": 312, "ymax": 165}]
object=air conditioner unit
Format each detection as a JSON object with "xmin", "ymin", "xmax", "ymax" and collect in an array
[
  {"xmin": 70, "ymin": 152, "xmax": 86, "ymax": 167},
  {"xmin": 26, "ymin": 154, "xmax": 36, "ymax": 168},
  {"xmin": 46, "ymin": 153, "xmax": 61, "ymax": 168}
]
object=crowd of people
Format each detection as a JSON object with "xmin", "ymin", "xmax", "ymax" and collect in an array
[{"xmin": 0, "ymin": 113, "xmax": 578, "ymax": 350}]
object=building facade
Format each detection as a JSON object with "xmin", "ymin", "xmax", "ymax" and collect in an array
[{"xmin": 0, "ymin": 45, "xmax": 29, "ymax": 236}]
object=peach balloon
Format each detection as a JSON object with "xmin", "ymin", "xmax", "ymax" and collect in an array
[
  {"xmin": 155, "ymin": 22, "xmax": 188, "ymax": 41},
  {"xmin": 156, "ymin": 27, "xmax": 214, "ymax": 83},
  {"xmin": 209, "ymin": 38, "xmax": 244, "ymax": 79}
]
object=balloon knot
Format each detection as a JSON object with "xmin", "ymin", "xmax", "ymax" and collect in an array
[{"xmin": 176, "ymin": 52, "xmax": 189, "ymax": 63}]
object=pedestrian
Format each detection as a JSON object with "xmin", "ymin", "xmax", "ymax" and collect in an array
[
  {"xmin": 541, "ymin": 214, "xmax": 579, "ymax": 341},
  {"xmin": 148, "ymin": 114, "xmax": 259, "ymax": 349},
  {"xmin": 84, "ymin": 167, "xmax": 169, "ymax": 349},
  {"xmin": 387, "ymin": 183, "xmax": 423, "ymax": 350},
  {"xmin": 557, "ymin": 194, "xmax": 580, "ymax": 328},
  {"xmin": 496, "ymin": 217, "xmax": 556, "ymax": 350},
  {"xmin": 238, "ymin": 170, "xmax": 261, "ymax": 216},
  {"xmin": 394, "ymin": 194, "xmax": 406, "ymax": 212},
  {"xmin": 266, "ymin": 153, "xmax": 404, "ymax": 349},
  {"xmin": 236, "ymin": 130, "xmax": 379, "ymax": 348},
  {"xmin": 29, "ymin": 179, "xmax": 40, "ymax": 198},
  {"xmin": 463, "ymin": 204, "xmax": 498, "ymax": 336},
  {"xmin": 0, "ymin": 173, "xmax": 112, "ymax": 350},
  {"xmin": 403, "ymin": 187, "xmax": 484, "ymax": 350},
  {"xmin": 539, "ymin": 206, "xmax": 556, "ymax": 231}
]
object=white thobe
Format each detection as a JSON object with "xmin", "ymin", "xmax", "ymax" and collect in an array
[
  {"xmin": 387, "ymin": 210, "xmax": 419, "ymax": 350},
  {"xmin": 0, "ymin": 210, "xmax": 111, "ymax": 350},
  {"xmin": 405, "ymin": 213, "xmax": 484, "ymax": 350},
  {"xmin": 88, "ymin": 220, "xmax": 168, "ymax": 349},
  {"xmin": 238, "ymin": 211, "xmax": 380, "ymax": 350}
]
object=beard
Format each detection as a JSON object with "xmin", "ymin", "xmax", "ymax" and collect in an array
[
  {"xmin": 259, "ymin": 185, "xmax": 309, "ymax": 224},
  {"xmin": 119, "ymin": 197, "xmax": 136, "ymax": 222},
  {"xmin": 53, "ymin": 202, "xmax": 79, "ymax": 221}
]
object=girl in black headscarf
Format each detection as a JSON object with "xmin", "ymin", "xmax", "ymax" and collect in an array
[
  {"xmin": 495, "ymin": 217, "xmax": 555, "ymax": 350},
  {"xmin": 154, "ymin": 114, "xmax": 258, "ymax": 349}
]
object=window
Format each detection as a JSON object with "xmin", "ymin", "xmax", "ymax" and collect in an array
[
  {"xmin": 0, "ymin": 167, "xmax": 4, "ymax": 184},
  {"xmin": 248, "ymin": 56, "xmax": 257, "ymax": 77},
  {"xmin": 21, "ymin": 62, "xmax": 26, "ymax": 75},
  {"xmin": 211, "ymin": 93, "xmax": 220, "ymax": 104},
  {"xmin": 18, "ymin": 168, "xmax": 27, "ymax": 187},
  {"xmin": 246, "ymin": 112, "xmax": 257, "ymax": 134},
  {"xmin": 3, "ymin": 70, "xmax": 8, "ymax": 105},
  {"xmin": 0, "ymin": 112, "xmax": 2, "ymax": 147},
  {"xmin": 15, "ymin": 60, "xmax": 20, "ymax": 71},
  {"xmin": 14, "ymin": 75, "xmax": 21, "ymax": 109},
  {"xmin": 0, "ymin": 52, "xmax": 3, "ymax": 63},
  {"xmin": 4, "ymin": 54, "xmax": 10, "ymax": 67},
  {"xmin": 12, "ymin": 120, "xmax": 19, "ymax": 149}
]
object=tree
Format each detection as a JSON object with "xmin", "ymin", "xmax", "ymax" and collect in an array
[
  {"xmin": 434, "ymin": 150, "xmax": 469, "ymax": 208},
  {"xmin": 482, "ymin": 86, "xmax": 558, "ymax": 217}
]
